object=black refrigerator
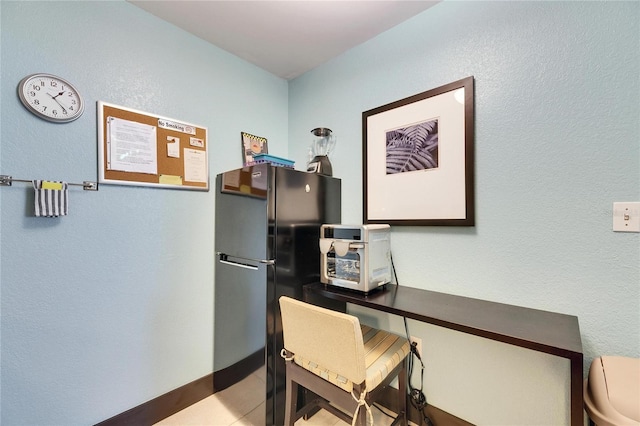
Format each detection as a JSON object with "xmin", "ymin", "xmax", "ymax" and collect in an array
[{"xmin": 213, "ymin": 163, "xmax": 341, "ymax": 425}]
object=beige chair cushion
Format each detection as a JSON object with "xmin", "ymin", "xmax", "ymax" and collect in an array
[
  {"xmin": 280, "ymin": 296, "xmax": 410, "ymax": 393},
  {"xmin": 584, "ymin": 356, "xmax": 640, "ymax": 426}
]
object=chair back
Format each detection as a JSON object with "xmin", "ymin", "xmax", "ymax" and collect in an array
[{"xmin": 279, "ymin": 296, "xmax": 366, "ymax": 384}]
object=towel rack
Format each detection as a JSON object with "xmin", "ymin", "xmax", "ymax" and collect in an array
[{"xmin": 0, "ymin": 175, "xmax": 98, "ymax": 191}]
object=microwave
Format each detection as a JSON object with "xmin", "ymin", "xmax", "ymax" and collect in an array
[{"xmin": 319, "ymin": 224, "xmax": 391, "ymax": 293}]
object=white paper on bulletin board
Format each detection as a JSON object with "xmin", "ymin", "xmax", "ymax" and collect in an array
[
  {"xmin": 183, "ymin": 148, "xmax": 207, "ymax": 183},
  {"xmin": 106, "ymin": 116, "xmax": 158, "ymax": 174}
]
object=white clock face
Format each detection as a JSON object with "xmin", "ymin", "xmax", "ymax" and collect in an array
[{"xmin": 18, "ymin": 74, "xmax": 84, "ymax": 123}]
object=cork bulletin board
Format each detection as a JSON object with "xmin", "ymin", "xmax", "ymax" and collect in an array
[{"xmin": 97, "ymin": 101, "xmax": 209, "ymax": 190}]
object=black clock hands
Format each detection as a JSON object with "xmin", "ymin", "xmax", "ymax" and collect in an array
[{"xmin": 47, "ymin": 91, "xmax": 68, "ymax": 114}]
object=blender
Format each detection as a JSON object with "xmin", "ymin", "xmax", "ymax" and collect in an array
[{"xmin": 307, "ymin": 127, "xmax": 336, "ymax": 176}]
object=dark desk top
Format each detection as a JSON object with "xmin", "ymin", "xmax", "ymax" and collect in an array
[{"xmin": 304, "ymin": 282, "xmax": 582, "ymax": 360}]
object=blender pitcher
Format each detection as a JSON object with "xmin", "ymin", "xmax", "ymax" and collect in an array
[{"xmin": 307, "ymin": 127, "xmax": 336, "ymax": 176}]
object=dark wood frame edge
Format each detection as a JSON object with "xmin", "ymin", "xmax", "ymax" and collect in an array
[{"xmin": 362, "ymin": 76, "xmax": 475, "ymax": 226}]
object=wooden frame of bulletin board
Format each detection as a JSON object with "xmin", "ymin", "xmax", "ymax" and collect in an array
[{"xmin": 97, "ymin": 101, "xmax": 209, "ymax": 190}]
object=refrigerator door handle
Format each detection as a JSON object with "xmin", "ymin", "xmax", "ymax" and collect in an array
[
  {"xmin": 216, "ymin": 252, "xmax": 275, "ymax": 269},
  {"xmin": 219, "ymin": 259, "xmax": 258, "ymax": 271}
]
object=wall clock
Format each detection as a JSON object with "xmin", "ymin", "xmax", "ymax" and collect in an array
[{"xmin": 17, "ymin": 73, "xmax": 84, "ymax": 123}]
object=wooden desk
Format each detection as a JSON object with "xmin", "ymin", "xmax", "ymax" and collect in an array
[{"xmin": 304, "ymin": 282, "xmax": 583, "ymax": 426}]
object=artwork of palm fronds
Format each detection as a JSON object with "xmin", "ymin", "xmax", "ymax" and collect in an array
[{"xmin": 386, "ymin": 119, "xmax": 438, "ymax": 174}]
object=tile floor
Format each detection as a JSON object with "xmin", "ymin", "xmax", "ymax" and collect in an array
[{"xmin": 154, "ymin": 369, "xmax": 408, "ymax": 426}]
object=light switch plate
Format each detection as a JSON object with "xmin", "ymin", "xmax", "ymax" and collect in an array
[{"xmin": 613, "ymin": 202, "xmax": 640, "ymax": 232}]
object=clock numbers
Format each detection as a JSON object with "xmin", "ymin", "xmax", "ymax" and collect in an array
[{"xmin": 18, "ymin": 73, "xmax": 84, "ymax": 123}]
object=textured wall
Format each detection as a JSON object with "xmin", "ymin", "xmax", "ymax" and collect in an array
[
  {"xmin": 289, "ymin": 1, "xmax": 638, "ymax": 423},
  {"xmin": 1, "ymin": 0, "xmax": 638, "ymax": 425},
  {"xmin": 0, "ymin": 1, "xmax": 287, "ymax": 424}
]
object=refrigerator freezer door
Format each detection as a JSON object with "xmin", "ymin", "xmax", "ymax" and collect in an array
[{"xmin": 215, "ymin": 165, "xmax": 269, "ymax": 262}]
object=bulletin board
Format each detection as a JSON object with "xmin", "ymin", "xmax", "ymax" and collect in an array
[{"xmin": 97, "ymin": 101, "xmax": 209, "ymax": 190}]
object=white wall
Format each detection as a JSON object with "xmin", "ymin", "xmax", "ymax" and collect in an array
[{"xmin": 288, "ymin": 1, "xmax": 638, "ymax": 423}]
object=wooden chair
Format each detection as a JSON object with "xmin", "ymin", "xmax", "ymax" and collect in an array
[{"xmin": 279, "ymin": 296, "xmax": 410, "ymax": 426}]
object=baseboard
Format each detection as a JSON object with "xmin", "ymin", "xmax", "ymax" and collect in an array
[
  {"xmin": 95, "ymin": 365, "xmax": 468, "ymax": 426},
  {"xmin": 377, "ymin": 385, "xmax": 473, "ymax": 426},
  {"xmin": 95, "ymin": 350, "xmax": 263, "ymax": 426},
  {"xmin": 212, "ymin": 348, "xmax": 264, "ymax": 393},
  {"xmin": 94, "ymin": 374, "xmax": 213, "ymax": 426}
]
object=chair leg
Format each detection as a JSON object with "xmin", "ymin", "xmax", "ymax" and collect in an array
[
  {"xmin": 284, "ymin": 365, "xmax": 298, "ymax": 426},
  {"xmin": 398, "ymin": 359, "xmax": 408, "ymax": 425},
  {"xmin": 355, "ymin": 404, "xmax": 368, "ymax": 426}
]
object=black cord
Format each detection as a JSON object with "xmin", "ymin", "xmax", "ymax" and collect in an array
[
  {"xmin": 373, "ymin": 402, "xmax": 396, "ymax": 419},
  {"xmin": 391, "ymin": 253, "xmax": 433, "ymax": 426}
]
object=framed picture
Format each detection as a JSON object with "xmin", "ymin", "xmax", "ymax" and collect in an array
[
  {"xmin": 241, "ymin": 132, "xmax": 268, "ymax": 165},
  {"xmin": 363, "ymin": 76, "xmax": 474, "ymax": 226}
]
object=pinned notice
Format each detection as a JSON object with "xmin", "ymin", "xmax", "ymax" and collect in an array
[
  {"xmin": 184, "ymin": 148, "xmax": 207, "ymax": 183},
  {"xmin": 107, "ymin": 116, "xmax": 158, "ymax": 175},
  {"xmin": 190, "ymin": 137, "xmax": 204, "ymax": 148},
  {"xmin": 167, "ymin": 136, "xmax": 180, "ymax": 158},
  {"xmin": 159, "ymin": 175, "xmax": 183, "ymax": 186}
]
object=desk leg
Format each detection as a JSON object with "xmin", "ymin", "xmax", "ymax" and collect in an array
[{"xmin": 570, "ymin": 354, "xmax": 583, "ymax": 426}]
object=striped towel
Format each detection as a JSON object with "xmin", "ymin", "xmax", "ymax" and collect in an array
[{"xmin": 33, "ymin": 180, "xmax": 69, "ymax": 217}]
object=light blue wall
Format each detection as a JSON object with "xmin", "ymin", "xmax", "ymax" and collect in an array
[
  {"xmin": 0, "ymin": 1, "xmax": 287, "ymax": 424},
  {"xmin": 289, "ymin": 0, "xmax": 639, "ymax": 380},
  {"xmin": 1, "ymin": 0, "xmax": 638, "ymax": 424}
]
